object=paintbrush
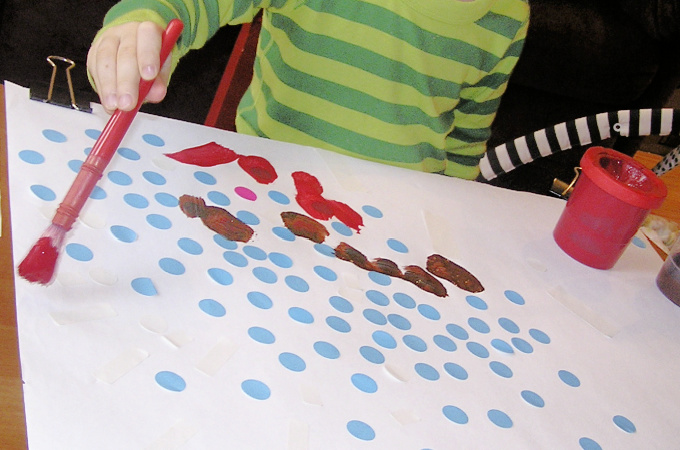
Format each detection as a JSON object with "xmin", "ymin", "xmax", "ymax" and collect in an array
[{"xmin": 17, "ymin": 19, "xmax": 184, "ymax": 285}]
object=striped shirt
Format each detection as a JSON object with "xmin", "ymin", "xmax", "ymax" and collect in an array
[{"xmin": 102, "ymin": 0, "xmax": 529, "ymax": 179}]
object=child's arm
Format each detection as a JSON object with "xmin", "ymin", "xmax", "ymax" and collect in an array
[{"xmin": 87, "ymin": 21, "xmax": 169, "ymax": 114}]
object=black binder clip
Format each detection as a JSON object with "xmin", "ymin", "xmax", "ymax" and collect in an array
[{"xmin": 30, "ymin": 56, "xmax": 92, "ymax": 113}]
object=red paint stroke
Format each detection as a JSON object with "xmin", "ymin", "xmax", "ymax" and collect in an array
[
  {"xmin": 237, "ymin": 155, "xmax": 277, "ymax": 184},
  {"xmin": 165, "ymin": 141, "xmax": 238, "ymax": 166},
  {"xmin": 403, "ymin": 265, "xmax": 448, "ymax": 298},
  {"xmin": 281, "ymin": 211, "xmax": 329, "ymax": 243},
  {"xmin": 179, "ymin": 194, "xmax": 254, "ymax": 243},
  {"xmin": 292, "ymin": 171, "xmax": 363, "ymax": 232},
  {"xmin": 18, "ymin": 236, "xmax": 59, "ymax": 285},
  {"xmin": 166, "ymin": 141, "xmax": 279, "ymax": 184},
  {"xmin": 426, "ymin": 254, "xmax": 484, "ymax": 293}
]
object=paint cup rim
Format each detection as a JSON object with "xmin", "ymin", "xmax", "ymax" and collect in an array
[{"xmin": 580, "ymin": 147, "xmax": 667, "ymax": 210}]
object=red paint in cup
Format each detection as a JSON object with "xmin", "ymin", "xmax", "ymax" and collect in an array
[{"xmin": 553, "ymin": 147, "xmax": 667, "ymax": 269}]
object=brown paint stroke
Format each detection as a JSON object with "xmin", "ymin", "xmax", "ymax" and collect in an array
[
  {"xmin": 281, "ymin": 211, "xmax": 329, "ymax": 244},
  {"xmin": 426, "ymin": 254, "xmax": 484, "ymax": 293},
  {"xmin": 334, "ymin": 242, "xmax": 448, "ymax": 297},
  {"xmin": 403, "ymin": 265, "xmax": 448, "ymax": 298},
  {"xmin": 179, "ymin": 194, "xmax": 254, "ymax": 243}
]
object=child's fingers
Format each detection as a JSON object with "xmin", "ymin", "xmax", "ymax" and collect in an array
[
  {"xmin": 145, "ymin": 56, "xmax": 172, "ymax": 104},
  {"xmin": 115, "ymin": 28, "xmax": 143, "ymax": 110},
  {"xmin": 137, "ymin": 22, "xmax": 164, "ymax": 81},
  {"xmin": 88, "ymin": 31, "xmax": 124, "ymax": 112}
]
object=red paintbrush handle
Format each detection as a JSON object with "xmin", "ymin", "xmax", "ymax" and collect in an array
[{"xmin": 52, "ymin": 19, "xmax": 184, "ymax": 231}]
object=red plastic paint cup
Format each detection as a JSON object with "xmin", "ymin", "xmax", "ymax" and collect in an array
[{"xmin": 553, "ymin": 147, "xmax": 667, "ymax": 269}]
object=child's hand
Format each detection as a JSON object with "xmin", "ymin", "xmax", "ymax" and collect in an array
[{"xmin": 87, "ymin": 21, "xmax": 171, "ymax": 114}]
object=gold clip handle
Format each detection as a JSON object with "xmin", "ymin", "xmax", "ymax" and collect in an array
[{"xmin": 46, "ymin": 56, "xmax": 79, "ymax": 111}]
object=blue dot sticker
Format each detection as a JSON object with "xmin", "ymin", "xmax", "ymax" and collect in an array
[
  {"xmin": 351, "ymin": 373, "xmax": 378, "ymax": 393},
  {"xmin": 443, "ymin": 405, "xmax": 469, "ymax": 424},
  {"xmin": 505, "ymin": 290, "xmax": 526, "ymax": 305},
  {"xmin": 331, "ymin": 221, "xmax": 353, "ymax": 236},
  {"xmin": 110, "ymin": 225, "xmax": 137, "ymax": 243},
  {"xmin": 466, "ymin": 295, "xmax": 488, "ymax": 310},
  {"xmin": 285, "ymin": 275, "xmax": 309, "ymax": 292},
  {"xmin": 363, "ymin": 309, "xmax": 387, "ymax": 325},
  {"xmin": 387, "ymin": 238, "xmax": 408, "ymax": 253},
  {"xmin": 444, "ymin": 362, "xmax": 468, "ymax": 380},
  {"xmin": 368, "ymin": 271, "xmax": 391, "ymax": 286},
  {"xmin": 198, "ymin": 299, "xmax": 226, "ymax": 317},
  {"xmin": 223, "ymin": 251, "xmax": 248, "ymax": 267},
  {"xmin": 269, "ymin": 252, "xmax": 293, "ymax": 268},
  {"xmin": 117, "ymin": 147, "xmax": 140, "ymax": 160},
  {"xmin": 30, "ymin": 185, "xmax": 56, "ymax": 201},
  {"xmin": 146, "ymin": 214, "xmax": 172, "ymax": 230},
  {"xmin": 313, "ymin": 341, "xmax": 340, "ymax": 359},
  {"xmin": 393, "ymin": 292, "xmax": 416, "ymax": 309},
  {"xmin": 247, "ymin": 291, "xmax": 273, "ymax": 309},
  {"xmin": 279, "ymin": 352, "xmax": 306, "ymax": 372},
  {"xmin": 19, "ymin": 150, "xmax": 45, "ymax": 164},
  {"xmin": 253, "ymin": 267, "xmax": 277, "ymax": 284},
  {"xmin": 521, "ymin": 390, "xmax": 545, "ymax": 408},
  {"xmin": 289, "ymin": 307, "xmax": 314, "ymax": 324},
  {"xmin": 42, "ymin": 129, "xmax": 67, "ymax": 143},
  {"xmin": 433, "ymin": 335, "xmax": 457, "ymax": 352},
  {"xmin": 558, "ymin": 369, "xmax": 581, "ymax": 387},
  {"xmin": 366, "ymin": 290, "xmax": 389, "ymax": 306},
  {"xmin": 347, "ymin": 420, "xmax": 375, "ymax": 441},
  {"xmin": 359, "ymin": 346, "xmax": 385, "ymax": 364},
  {"xmin": 85, "ymin": 129, "xmax": 101, "ymax": 140},
  {"xmin": 314, "ymin": 265, "xmax": 337, "ymax": 281},
  {"xmin": 155, "ymin": 371, "xmax": 186, "ymax": 392},
  {"xmin": 372, "ymin": 330, "xmax": 397, "ymax": 349},
  {"xmin": 326, "ymin": 316, "xmax": 351, "ymax": 333},
  {"xmin": 268, "ymin": 190, "xmax": 290, "ymax": 205},
  {"xmin": 131, "ymin": 277, "xmax": 157, "ymax": 296},
  {"xmin": 178, "ymin": 237, "xmax": 203, "ymax": 255},
  {"xmin": 579, "ymin": 437, "xmax": 602, "ymax": 450},
  {"xmin": 65, "ymin": 243, "xmax": 93, "ymax": 261},
  {"xmin": 488, "ymin": 409, "xmax": 513, "ymax": 428},
  {"xmin": 403, "ymin": 335, "xmax": 427, "ymax": 352},
  {"xmin": 415, "ymin": 363, "xmax": 440, "ymax": 381},
  {"xmin": 241, "ymin": 379, "xmax": 270, "ymax": 400},
  {"xmin": 529, "ymin": 328, "xmax": 551, "ymax": 344},
  {"xmin": 155, "ymin": 192, "xmax": 178, "ymax": 207},
  {"xmin": 194, "ymin": 171, "xmax": 217, "ymax": 185},
  {"xmin": 248, "ymin": 327, "xmax": 275, "ymax": 344},
  {"xmin": 362, "ymin": 205, "xmax": 383, "ymax": 218},
  {"xmin": 142, "ymin": 133, "xmax": 165, "ymax": 147},
  {"xmin": 613, "ymin": 415, "xmax": 636, "ymax": 433},
  {"xmin": 107, "ymin": 171, "xmax": 133, "ymax": 186},
  {"xmin": 329, "ymin": 296, "xmax": 353, "ymax": 313},
  {"xmin": 159, "ymin": 257, "xmax": 185, "ymax": 275},
  {"xmin": 208, "ymin": 268, "xmax": 233, "ymax": 286},
  {"xmin": 124, "ymin": 193, "xmax": 149, "ymax": 209},
  {"xmin": 143, "ymin": 171, "xmax": 167, "ymax": 185}
]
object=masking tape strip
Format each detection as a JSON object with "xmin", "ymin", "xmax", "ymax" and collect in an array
[
  {"xmin": 93, "ymin": 347, "xmax": 149, "ymax": 384},
  {"xmin": 422, "ymin": 210, "xmax": 454, "ymax": 255},
  {"xmin": 288, "ymin": 419, "xmax": 309, "ymax": 450},
  {"xmin": 547, "ymin": 286, "xmax": 620, "ymax": 337},
  {"xmin": 300, "ymin": 384, "xmax": 323, "ymax": 406},
  {"xmin": 163, "ymin": 330, "xmax": 193, "ymax": 348},
  {"xmin": 146, "ymin": 420, "xmax": 198, "ymax": 450},
  {"xmin": 50, "ymin": 302, "xmax": 117, "ymax": 325},
  {"xmin": 196, "ymin": 337, "xmax": 237, "ymax": 376},
  {"xmin": 391, "ymin": 409, "xmax": 421, "ymax": 426}
]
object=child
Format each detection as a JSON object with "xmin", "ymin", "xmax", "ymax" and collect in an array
[{"xmin": 88, "ymin": 0, "xmax": 529, "ymax": 179}]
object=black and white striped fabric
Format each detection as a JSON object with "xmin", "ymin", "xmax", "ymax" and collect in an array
[{"xmin": 479, "ymin": 108, "xmax": 680, "ymax": 181}]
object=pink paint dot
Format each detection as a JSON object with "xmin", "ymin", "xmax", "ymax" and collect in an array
[{"xmin": 235, "ymin": 186, "xmax": 257, "ymax": 201}]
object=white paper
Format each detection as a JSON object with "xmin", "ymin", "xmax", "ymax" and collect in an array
[{"xmin": 6, "ymin": 82, "xmax": 680, "ymax": 449}]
